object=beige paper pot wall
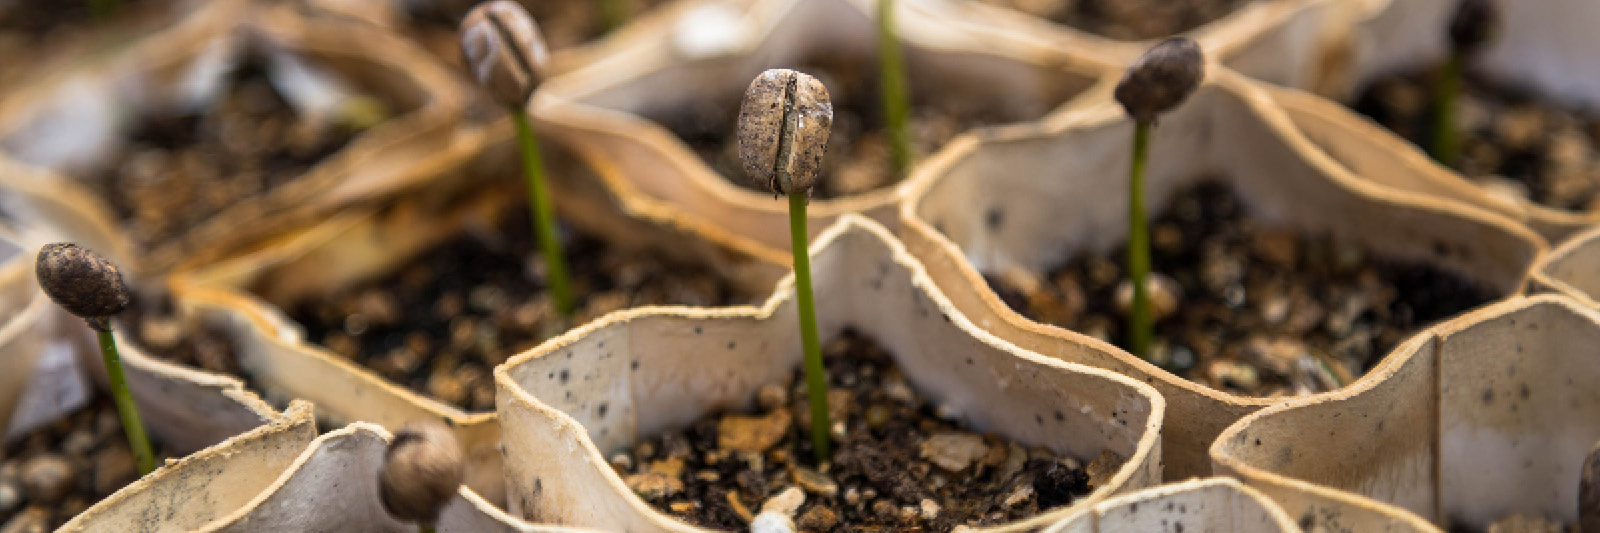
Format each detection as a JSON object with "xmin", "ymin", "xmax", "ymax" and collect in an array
[
  {"xmin": 58, "ymin": 401, "xmax": 318, "ymax": 532},
  {"xmin": 897, "ymin": 66, "xmax": 1545, "ymax": 480},
  {"xmin": 182, "ymin": 421, "xmax": 589, "ymax": 532},
  {"xmin": 1531, "ymin": 223, "xmax": 1600, "ymax": 309},
  {"xmin": 0, "ymin": 0, "xmax": 240, "ymax": 92},
  {"xmin": 533, "ymin": 0, "xmax": 1107, "ymax": 270},
  {"xmin": 0, "ymin": 1, "xmax": 473, "ymax": 275},
  {"xmin": 1045, "ymin": 477, "xmax": 1299, "ymax": 533},
  {"xmin": 1211, "ymin": 294, "xmax": 1600, "ymax": 532},
  {"xmin": 1314, "ymin": 0, "xmax": 1600, "ymax": 240},
  {"xmin": 0, "ymin": 231, "xmax": 86, "ymax": 442},
  {"xmin": 495, "ymin": 215, "xmax": 1164, "ymax": 531}
]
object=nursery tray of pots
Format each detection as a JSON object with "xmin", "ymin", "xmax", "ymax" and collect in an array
[
  {"xmin": 1045, "ymin": 477, "xmax": 1299, "ymax": 532},
  {"xmin": 897, "ymin": 66, "xmax": 1545, "ymax": 479},
  {"xmin": 1211, "ymin": 294, "xmax": 1600, "ymax": 532},
  {"xmin": 496, "ymin": 216, "xmax": 1164, "ymax": 531},
  {"xmin": 0, "ymin": 2, "xmax": 473, "ymax": 276},
  {"xmin": 532, "ymin": 0, "xmax": 1108, "ymax": 272}
]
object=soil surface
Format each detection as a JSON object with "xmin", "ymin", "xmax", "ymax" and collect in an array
[
  {"xmin": 0, "ymin": 401, "xmax": 173, "ymax": 531},
  {"xmin": 985, "ymin": 181, "xmax": 1496, "ymax": 397},
  {"xmin": 610, "ymin": 330, "xmax": 1118, "ymax": 530},
  {"xmin": 87, "ymin": 56, "xmax": 388, "ymax": 251},
  {"xmin": 122, "ymin": 291, "xmax": 245, "ymax": 383},
  {"xmin": 658, "ymin": 55, "xmax": 1010, "ymax": 199},
  {"xmin": 289, "ymin": 204, "xmax": 747, "ymax": 412},
  {"xmin": 1355, "ymin": 68, "xmax": 1600, "ymax": 211},
  {"xmin": 981, "ymin": 0, "xmax": 1254, "ymax": 40}
]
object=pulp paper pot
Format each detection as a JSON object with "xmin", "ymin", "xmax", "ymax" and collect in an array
[
  {"xmin": 0, "ymin": 1, "xmax": 471, "ymax": 275},
  {"xmin": 1045, "ymin": 477, "xmax": 1299, "ymax": 533},
  {"xmin": 495, "ymin": 215, "xmax": 1164, "ymax": 531},
  {"xmin": 897, "ymin": 66, "xmax": 1545, "ymax": 480},
  {"xmin": 0, "ymin": 231, "xmax": 82, "ymax": 441},
  {"xmin": 533, "ymin": 0, "xmax": 1107, "ymax": 270},
  {"xmin": 183, "ymin": 421, "xmax": 589, "ymax": 532},
  {"xmin": 1211, "ymin": 294, "xmax": 1600, "ymax": 532},
  {"xmin": 1530, "ymin": 224, "xmax": 1600, "ymax": 310},
  {"xmin": 58, "ymin": 401, "xmax": 319, "ymax": 532},
  {"xmin": 1321, "ymin": 0, "xmax": 1600, "ymax": 240}
]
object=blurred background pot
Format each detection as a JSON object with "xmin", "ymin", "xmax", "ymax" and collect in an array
[{"xmin": 1045, "ymin": 477, "xmax": 1299, "ymax": 533}]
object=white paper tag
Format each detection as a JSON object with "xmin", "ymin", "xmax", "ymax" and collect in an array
[{"xmin": 4, "ymin": 341, "xmax": 90, "ymax": 442}]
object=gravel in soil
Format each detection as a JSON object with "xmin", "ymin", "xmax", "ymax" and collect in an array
[
  {"xmin": 657, "ymin": 55, "xmax": 1013, "ymax": 200},
  {"xmin": 985, "ymin": 180, "xmax": 1496, "ymax": 397},
  {"xmin": 609, "ymin": 329, "xmax": 1117, "ymax": 530},
  {"xmin": 85, "ymin": 54, "xmax": 391, "ymax": 252},
  {"xmin": 980, "ymin": 0, "xmax": 1254, "ymax": 41},
  {"xmin": 0, "ymin": 401, "xmax": 173, "ymax": 531},
  {"xmin": 288, "ymin": 204, "xmax": 747, "ymax": 412},
  {"xmin": 1354, "ymin": 69, "xmax": 1600, "ymax": 211}
]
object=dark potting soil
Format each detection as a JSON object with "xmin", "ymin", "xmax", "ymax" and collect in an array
[
  {"xmin": 0, "ymin": 400, "xmax": 173, "ymax": 531},
  {"xmin": 610, "ymin": 330, "xmax": 1118, "ymax": 530},
  {"xmin": 657, "ymin": 56, "xmax": 1009, "ymax": 200},
  {"xmin": 1354, "ymin": 68, "xmax": 1600, "ymax": 211},
  {"xmin": 985, "ymin": 181, "xmax": 1496, "ymax": 397},
  {"xmin": 981, "ymin": 0, "xmax": 1254, "ymax": 41},
  {"xmin": 121, "ymin": 291, "xmax": 244, "ymax": 381},
  {"xmin": 287, "ymin": 204, "xmax": 747, "ymax": 412},
  {"xmin": 86, "ymin": 56, "xmax": 391, "ymax": 251}
]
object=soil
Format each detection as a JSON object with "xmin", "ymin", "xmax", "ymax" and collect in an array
[
  {"xmin": 980, "ymin": 0, "xmax": 1255, "ymax": 41},
  {"xmin": 1354, "ymin": 68, "xmax": 1600, "ymax": 211},
  {"xmin": 287, "ymin": 204, "xmax": 748, "ymax": 412},
  {"xmin": 121, "ymin": 291, "xmax": 244, "ymax": 382},
  {"xmin": 0, "ymin": 401, "xmax": 173, "ymax": 532},
  {"xmin": 657, "ymin": 55, "xmax": 1011, "ymax": 199},
  {"xmin": 609, "ymin": 329, "xmax": 1117, "ymax": 530},
  {"xmin": 85, "ymin": 55, "xmax": 391, "ymax": 252},
  {"xmin": 984, "ymin": 181, "xmax": 1496, "ymax": 397}
]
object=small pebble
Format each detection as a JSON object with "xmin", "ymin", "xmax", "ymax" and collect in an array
[
  {"xmin": 756, "ymin": 384, "xmax": 788, "ymax": 411},
  {"xmin": 920, "ymin": 498, "xmax": 941, "ymax": 520},
  {"xmin": 19, "ymin": 454, "xmax": 73, "ymax": 504}
]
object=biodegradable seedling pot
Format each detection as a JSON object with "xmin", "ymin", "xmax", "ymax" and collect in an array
[
  {"xmin": 0, "ymin": 2, "xmax": 472, "ymax": 275},
  {"xmin": 0, "ymin": 231, "xmax": 85, "ymax": 441},
  {"xmin": 1211, "ymin": 294, "xmax": 1600, "ymax": 532},
  {"xmin": 532, "ymin": 0, "xmax": 1107, "ymax": 272},
  {"xmin": 1531, "ymin": 224, "xmax": 1600, "ymax": 309},
  {"xmin": 58, "ymin": 401, "xmax": 318, "ymax": 532},
  {"xmin": 495, "ymin": 215, "xmax": 1164, "ymax": 531},
  {"xmin": 1315, "ymin": 0, "xmax": 1600, "ymax": 240},
  {"xmin": 172, "ymin": 420, "xmax": 589, "ymax": 532},
  {"xmin": 897, "ymin": 66, "xmax": 1545, "ymax": 479},
  {"xmin": 1045, "ymin": 477, "xmax": 1299, "ymax": 533}
]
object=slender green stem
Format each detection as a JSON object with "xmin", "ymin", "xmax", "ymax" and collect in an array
[
  {"xmin": 1430, "ymin": 52, "xmax": 1463, "ymax": 167},
  {"xmin": 513, "ymin": 110, "xmax": 575, "ymax": 317},
  {"xmin": 789, "ymin": 192, "xmax": 829, "ymax": 463},
  {"xmin": 597, "ymin": 0, "xmax": 626, "ymax": 34},
  {"xmin": 877, "ymin": 0, "xmax": 912, "ymax": 180},
  {"xmin": 99, "ymin": 329, "xmax": 154, "ymax": 475},
  {"xmin": 1127, "ymin": 121, "xmax": 1153, "ymax": 361}
]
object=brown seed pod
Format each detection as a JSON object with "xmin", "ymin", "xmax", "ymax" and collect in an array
[
  {"xmin": 35, "ymin": 243, "xmax": 128, "ymax": 332},
  {"xmin": 460, "ymin": 0, "xmax": 550, "ymax": 109},
  {"xmin": 379, "ymin": 420, "xmax": 465, "ymax": 527},
  {"xmin": 1114, "ymin": 37, "xmax": 1205, "ymax": 124},
  {"xmin": 1448, "ymin": 0, "xmax": 1498, "ymax": 56},
  {"xmin": 737, "ymin": 69, "xmax": 834, "ymax": 197}
]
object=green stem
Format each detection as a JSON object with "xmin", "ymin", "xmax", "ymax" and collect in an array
[
  {"xmin": 877, "ymin": 0, "xmax": 912, "ymax": 180},
  {"xmin": 789, "ymin": 192, "xmax": 829, "ymax": 463},
  {"xmin": 1127, "ymin": 121, "xmax": 1152, "ymax": 361},
  {"xmin": 598, "ymin": 0, "xmax": 626, "ymax": 34},
  {"xmin": 99, "ymin": 329, "xmax": 154, "ymax": 475},
  {"xmin": 1430, "ymin": 52, "xmax": 1463, "ymax": 167},
  {"xmin": 513, "ymin": 110, "xmax": 575, "ymax": 318}
]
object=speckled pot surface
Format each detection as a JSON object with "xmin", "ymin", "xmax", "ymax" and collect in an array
[{"xmin": 1045, "ymin": 477, "xmax": 1299, "ymax": 533}]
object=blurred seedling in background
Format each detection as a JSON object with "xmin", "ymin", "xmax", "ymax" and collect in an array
[
  {"xmin": 1431, "ymin": 0, "xmax": 1498, "ymax": 166},
  {"xmin": 878, "ymin": 0, "xmax": 911, "ymax": 181},
  {"xmin": 379, "ymin": 420, "xmax": 465, "ymax": 533}
]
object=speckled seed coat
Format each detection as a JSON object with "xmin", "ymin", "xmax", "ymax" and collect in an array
[
  {"xmin": 460, "ymin": 0, "xmax": 550, "ymax": 109},
  {"xmin": 737, "ymin": 69, "xmax": 834, "ymax": 196},
  {"xmin": 35, "ymin": 242, "xmax": 129, "ymax": 331},
  {"xmin": 1114, "ymin": 38, "xmax": 1204, "ymax": 124}
]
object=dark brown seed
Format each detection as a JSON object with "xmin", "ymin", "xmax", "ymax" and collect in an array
[
  {"xmin": 36, "ymin": 243, "xmax": 128, "ymax": 331},
  {"xmin": 736, "ymin": 69, "xmax": 833, "ymax": 197},
  {"xmin": 1114, "ymin": 37, "xmax": 1205, "ymax": 124},
  {"xmin": 378, "ymin": 420, "xmax": 465, "ymax": 527},
  {"xmin": 1448, "ymin": 0, "xmax": 1498, "ymax": 56},
  {"xmin": 460, "ymin": 0, "xmax": 550, "ymax": 108}
]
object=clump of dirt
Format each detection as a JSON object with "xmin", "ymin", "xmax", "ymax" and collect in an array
[
  {"xmin": 986, "ymin": 180, "xmax": 1496, "ymax": 397},
  {"xmin": 609, "ymin": 330, "xmax": 1116, "ymax": 530}
]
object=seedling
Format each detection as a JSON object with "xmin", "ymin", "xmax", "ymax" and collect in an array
[
  {"xmin": 460, "ymin": 0, "xmax": 575, "ymax": 317},
  {"xmin": 878, "ymin": 0, "xmax": 912, "ymax": 180},
  {"xmin": 1113, "ymin": 37, "xmax": 1203, "ymax": 361},
  {"xmin": 379, "ymin": 420, "xmax": 465, "ymax": 533},
  {"xmin": 1432, "ymin": 0, "xmax": 1498, "ymax": 165},
  {"xmin": 737, "ymin": 69, "xmax": 834, "ymax": 462},
  {"xmin": 35, "ymin": 243, "xmax": 154, "ymax": 475}
]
